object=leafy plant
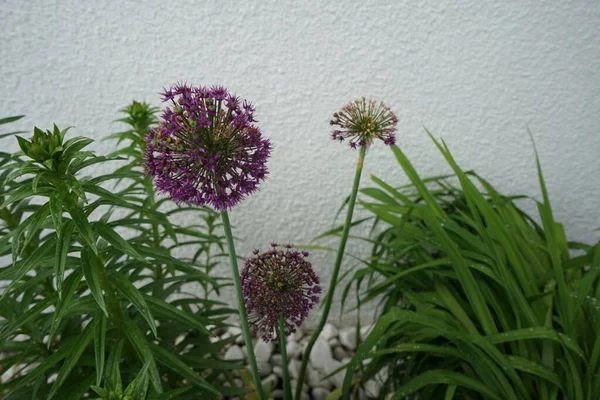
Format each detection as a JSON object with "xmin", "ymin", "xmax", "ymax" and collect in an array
[
  {"xmin": 0, "ymin": 107, "xmax": 243, "ymax": 399},
  {"xmin": 338, "ymin": 133, "xmax": 600, "ymax": 399}
]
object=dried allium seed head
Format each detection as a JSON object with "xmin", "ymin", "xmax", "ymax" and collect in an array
[
  {"xmin": 330, "ymin": 97, "xmax": 398, "ymax": 149},
  {"xmin": 241, "ymin": 244, "xmax": 321, "ymax": 342},
  {"xmin": 144, "ymin": 83, "xmax": 272, "ymax": 210}
]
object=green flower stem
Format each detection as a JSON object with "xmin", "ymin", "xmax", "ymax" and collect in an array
[
  {"xmin": 295, "ymin": 146, "xmax": 366, "ymax": 399},
  {"xmin": 279, "ymin": 314, "xmax": 292, "ymax": 400},
  {"xmin": 221, "ymin": 210, "xmax": 266, "ymax": 400}
]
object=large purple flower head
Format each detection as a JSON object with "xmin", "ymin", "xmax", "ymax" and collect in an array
[
  {"xmin": 330, "ymin": 97, "xmax": 398, "ymax": 149},
  {"xmin": 241, "ymin": 244, "xmax": 321, "ymax": 342},
  {"xmin": 144, "ymin": 83, "xmax": 272, "ymax": 210}
]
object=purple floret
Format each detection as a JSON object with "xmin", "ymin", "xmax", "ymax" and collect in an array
[
  {"xmin": 240, "ymin": 244, "xmax": 321, "ymax": 342},
  {"xmin": 144, "ymin": 83, "xmax": 271, "ymax": 210}
]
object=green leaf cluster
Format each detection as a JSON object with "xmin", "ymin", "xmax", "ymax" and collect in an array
[
  {"xmin": 0, "ymin": 108, "xmax": 240, "ymax": 399},
  {"xmin": 337, "ymin": 133, "xmax": 600, "ymax": 399}
]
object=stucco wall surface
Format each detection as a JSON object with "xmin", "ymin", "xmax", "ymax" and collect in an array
[{"xmin": 2, "ymin": 1, "xmax": 599, "ymax": 325}]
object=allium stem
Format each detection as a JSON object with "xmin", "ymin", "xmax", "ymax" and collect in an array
[
  {"xmin": 295, "ymin": 146, "xmax": 366, "ymax": 399},
  {"xmin": 221, "ymin": 211, "xmax": 266, "ymax": 400},
  {"xmin": 278, "ymin": 313, "xmax": 292, "ymax": 400}
]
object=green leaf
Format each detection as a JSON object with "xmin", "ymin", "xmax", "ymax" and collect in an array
[
  {"xmin": 49, "ymin": 269, "xmax": 84, "ymax": 345},
  {"xmin": 68, "ymin": 204, "xmax": 98, "ymax": 254},
  {"xmin": 143, "ymin": 295, "xmax": 210, "ymax": 334},
  {"xmin": 20, "ymin": 202, "xmax": 50, "ymax": 257},
  {"xmin": 122, "ymin": 317, "xmax": 163, "ymax": 394},
  {"xmin": 106, "ymin": 339, "xmax": 125, "ymax": 390},
  {"xmin": 81, "ymin": 247, "xmax": 107, "ymax": 316},
  {"xmin": 150, "ymin": 343, "xmax": 221, "ymax": 396},
  {"xmin": 123, "ymin": 361, "xmax": 151, "ymax": 400},
  {"xmin": 392, "ymin": 370, "xmax": 502, "ymax": 400},
  {"xmin": 0, "ymin": 236, "xmax": 56, "ymax": 300},
  {"xmin": 48, "ymin": 321, "xmax": 94, "ymax": 399},
  {"xmin": 108, "ymin": 271, "xmax": 157, "ymax": 338},
  {"xmin": 3, "ymin": 339, "xmax": 72, "ymax": 396},
  {"xmin": 94, "ymin": 312, "xmax": 107, "ymax": 386},
  {"xmin": 486, "ymin": 327, "xmax": 584, "ymax": 358},
  {"xmin": 49, "ymin": 192, "xmax": 64, "ymax": 233},
  {"xmin": 0, "ymin": 294, "xmax": 56, "ymax": 341},
  {"xmin": 0, "ymin": 115, "xmax": 24, "ymax": 125},
  {"xmin": 94, "ymin": 221, "xmax": 145, "ymax": 261},
  {"xmin": 54, "ymin": 220, "xmax": 75, "ymax": 295},
  {"xmin": 0, "ymin": 185, "xmax": 52, "ymax": 210}
]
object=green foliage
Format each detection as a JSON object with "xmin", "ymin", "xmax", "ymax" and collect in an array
[
  {"xmin": 0, "ymin": 108, "xmax": 238, "ymax": 399},
  {"xmin": 339, "ymin": 134, "xmax": 600, "ymax": 399}
]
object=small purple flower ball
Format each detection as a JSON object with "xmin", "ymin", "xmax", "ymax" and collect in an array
[
  {"xmin": 241, "ymin": 244, "xmax": 321, "ymax": 342},
  {"xmin": 330, "ymin": 97, "xmax": 398, "ymax": 149},
  {"xmin": 144, "ymin": 83, "xmax": 272, "ymax": 210}
]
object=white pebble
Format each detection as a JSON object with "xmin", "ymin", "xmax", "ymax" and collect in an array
[
  {"xmin": 257, "ymin": 361, "xmax": 272, "ymax": 377},
  {"xmin": 312, "ymin": 387, "xmax": 331, "ymax": 400},
  {"xmin": 261, "ymin": 374, "xmax": 278, "ymax": 391},
  {"xmin": 254, "ymin": 339, "xmax": 274, "ymax": 363},
  {"xmin": 364, "ymin": 380, "xmax": 382, "ymax": 398},
  {"xmin": 319, "ymin": 323, "xmax": 338, "ymax": 341},
  {"xmin": 223, "ymin": 345, "xmax": 243, "ymax": 361},
  {"xmin": 339, "ymin": 328, "xmax": 357, "ymax": 350},
  {"xmin": 286, "ymin": 340, "xmax": 301, "ymax": 359},
  {"xmin": 309, "ymin": 338, "xmax": 334, "ymax": 371},
  {"xmin": 333, "ymin": 346, "xmax": 348, "ymax": 361}
]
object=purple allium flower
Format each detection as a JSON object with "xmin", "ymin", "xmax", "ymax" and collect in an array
[
  {"xmin": 144, "ymin": 83, "xmax": 272, "ymax": 210},
  {"xmin": 330, "ymin": 97, "xmax": 398, "ymax": 148},
  {"xmin": 241, "ymin": 244, "xmax": 321, "ymax": 342}
]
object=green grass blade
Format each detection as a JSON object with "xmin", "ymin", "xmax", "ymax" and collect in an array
[
  {"xmin": 108, "ymin": 271, "xmax": 157, "ymax": 338},
  {"xmin": 48, "ymin": 321, "xmax": 94, "ymax": 399},
  {"xmin": 68, "ymin": 204, "xmax": 98, "ymax": 254},
  {"xmin": 392, "ymin": 370, "xmax": 503, "ymax": 400},
  {"xmin": 94, "ymin": 221, "xmax": 145, "ymax": 261},
  {"xmin": 80, "ymin": 247, "xmax": 108, "ymax": 316},
  {"xmin": 94, "ymin": 312, "xmax": 107, "ymax": 386}
]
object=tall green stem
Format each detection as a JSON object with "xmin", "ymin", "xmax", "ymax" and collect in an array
[
  {"xmin": 279, "ymin": 314, "xmax": 292, "ymax": 400},
  {"xmin": 221, "ymin": 210, "xmax": 266, "ymax": 400},
  {"xmin": 295, "ymin": 147, "xmax": 366, "ymax": 399}
]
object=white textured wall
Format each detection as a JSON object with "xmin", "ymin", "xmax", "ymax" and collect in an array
[{"xmin": 2, "ymin": 1, "xmax": 600, "ymax": 325}]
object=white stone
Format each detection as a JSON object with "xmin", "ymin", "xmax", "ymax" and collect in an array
[
  {"xmin": 339, "ymin": 328, "xmax": 357, "ymax": 350},
  {"xmin": 309, "ymin": 338, "xmax": 334, "ymax": 371},
  {"xmin": 223, "ymin": 345, "xmax": 243, "ymax": 361},
  {"xmin": 328, "ymin": 337, "xmax": 340, "ymax": 347},
  {"xmin": 360, "ymin": 324, "xmax": 373, "ymax": 339},
  {"xmin": 333, "ymin": 346, "xmax": 348, "ymax": 361},
  {"xmin": 271, "ymin": 389, "xmax": 284, "ymax": 399},
  {"xmin": 292, "ymin": 379, "xmax": 308, "ymax": 393},
  {"xmin": 324, "ymin": 359, "xmax": 344, "ymax": 388},
  {"xmin": 291, "ymin": 329, "xmax": 304, "ymax": 343},
  {"xmin": 307, "ymin": 367, "xmax": 326, "ymax": 388},
  {"xmin": 271, "ymin": 354, "xmax": 283, "ymax": 365},
  {"xmin": 228, "ymin": 326, "xmax": 244, "ymax": 344},
  {"xmin": 289, "ymin": 359, "xmax": 301, "ymax": 379},
  {"xmin": 261, "ymin": 374, "xmax": 278, "ymax": 391},
  {"xmin": 257, "ymin": 360, "xmax": 272, "ymax": 377},
  {"xmin": 254, "ymin": 339, "xmax": 274, "ymax": 363},
  {"xmin": 312, "ymin": 387, "xmax": 331, "ymax": 400},
  {"xmin": 286, "ymin": 339, "xmax": 301, "ymax": 359},
  {"xmin": 364, "ymin": 380, "xmax": 382, "ymax": 398},
  {"xmin": 273, "ymin": 365, "xmax": 283, "ymax": 377},
  {"xmin": 319, "ymin": 323, "xmax": 338, "ymax": 341}
]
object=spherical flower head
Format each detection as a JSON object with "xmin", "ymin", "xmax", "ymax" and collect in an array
[
  {"xmin": 144, "ymin": 83, "xmax": 272, "ymax": 210},
  {"xmin": 330, "ymin": 97, "xmax": 398, "ymax": 149},
  {"xmin": 240, "ymin": 244, "xmax": 321, "ymax": 342}
]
